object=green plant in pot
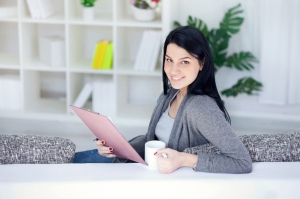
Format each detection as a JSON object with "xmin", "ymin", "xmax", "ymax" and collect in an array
[
  {"xmin": 80, "ymin": 0, "xmax": 98, "ymax": 20},
  {"xmin": 81, "ymin": 0, "xmax": 97, "ymax": 7},
  {"xmin": 174, "ymin": 4, "xmax": 263, "ymax": 97}
]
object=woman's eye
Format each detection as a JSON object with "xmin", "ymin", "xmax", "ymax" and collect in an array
[
  {"xmin": 182, "ymin": 61, "xmax": 189, "ymax": 64},
  {"xmin": 165, "ymin": 58, "xmax": 172, "ymax": 62}
]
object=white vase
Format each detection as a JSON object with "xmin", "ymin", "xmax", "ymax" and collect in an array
[
  {"xmin": 82, "ymin": 7, "xmax": 94, "ymax": 21},
  {"xmin": 132, "ymin": 5, "xmax": 155, "ymax": 21}
]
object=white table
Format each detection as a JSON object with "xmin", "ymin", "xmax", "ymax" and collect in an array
[{"xmin": 1, "ymin": 162, "xmax": 300, "ymax": 199}]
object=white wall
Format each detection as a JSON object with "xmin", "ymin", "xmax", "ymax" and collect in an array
[{"xmin": 174, "ymin": 0, "xmax": 300, "ymax": 120}]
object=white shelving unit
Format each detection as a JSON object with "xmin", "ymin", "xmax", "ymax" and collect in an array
[{"xmin": 0, "ymin": 0, "xmax": 178, "ymax": 127}]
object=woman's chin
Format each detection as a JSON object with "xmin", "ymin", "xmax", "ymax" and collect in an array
[{"xmin": 170, "ymin": 83, "xmax": 182, "ymax": 90}]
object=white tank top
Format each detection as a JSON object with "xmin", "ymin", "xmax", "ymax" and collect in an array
[{"xmin": 154, "ymin": 91, "xmax": 179, "ymax": 144}]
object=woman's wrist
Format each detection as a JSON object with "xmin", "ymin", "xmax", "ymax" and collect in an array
[{"xmin": 180, "ymin": 152, "xmax": 198, "ymax": 168}]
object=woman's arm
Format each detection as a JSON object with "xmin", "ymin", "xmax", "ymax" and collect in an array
[
  {"xmin": 188, "ymin": 97, "xmax": 252, "ymax": 174},
  {"xmin": 155, "ymin": 149, "xmax": 198, "ymax": 173}
]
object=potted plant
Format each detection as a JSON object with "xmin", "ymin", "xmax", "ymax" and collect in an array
[
  {"xmin": 174, "ymin": 4, "xmax": 263, "ymax": 97},
  {"xmin": 80, "ymin": 0, "xmax": 97, "ymax": 21},
  {"xmin": 131, "ymin": 0, "xmax": 160, "ymax": 21}
]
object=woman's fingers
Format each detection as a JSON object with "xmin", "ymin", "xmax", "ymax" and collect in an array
[
  {"xmin": 98, "ymin": 146, "xmax": 114, "ymax": 154},
  {"xmin": 103, "ymin": 153, "xmax": 117, "ymax": 158},
  {"xmin": 96, "ymin": 140, "xmax": 105, "ymax": 146},
  {"xmin": 96, "ymin": 140, "xmax": 115, "ymax": 157}
]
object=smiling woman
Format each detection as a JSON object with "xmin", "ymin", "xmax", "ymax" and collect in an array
[
  {"xmin": 164, "ymin": 43, "xmax": 203, "ymax": 95},
  {"xmin": 74, "ymin": 26, "xmax": 253, "ymax": 174}
]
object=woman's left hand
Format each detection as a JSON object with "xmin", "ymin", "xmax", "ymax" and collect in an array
[{"xmin": 155, "ymin": 148, "xmax": 185, "ymax": 174}]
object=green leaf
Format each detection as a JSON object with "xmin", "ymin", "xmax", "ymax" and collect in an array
[
  {"xmin": 221, "ymin": 77, "xmax": 263, "ymax": 97},
  {"xmin": 173, "ymin": 21, "xmax": 182, "ymax": 27},
  {"xmin": 225, "ymin": 52, "xmax": 258, "ymax": 71},
  {"xmin": 187, "ymin": 16, "xmax": 209, "ymax": 37},
  {"xmin": 220, "ymin": 3, "xmax": 244, "ymax": 35},
  {"xmin": 208, "ymin": 29, "xmax": 230, "ymax": 67},
  {"xmin": 81, "ymin": 0, "xmax": 97, "ymax": 7}
]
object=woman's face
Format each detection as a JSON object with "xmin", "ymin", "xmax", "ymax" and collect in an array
[{"xmin": 164, "ymin": 43, "xmax": 203, "ymax": 94}]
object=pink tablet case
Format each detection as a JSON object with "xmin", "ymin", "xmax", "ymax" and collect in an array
[{"xmin": 70, "ymin": 105, "xmax": 147, "ymax": 165}]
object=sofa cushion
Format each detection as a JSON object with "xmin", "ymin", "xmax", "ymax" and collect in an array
[
  {"xmin": 0, "ymin": 135, "xmax": 76, "ymax": 164},
  {"xmin": 184, "ymin": 132, "xmax": 300, "ymax": 162}
]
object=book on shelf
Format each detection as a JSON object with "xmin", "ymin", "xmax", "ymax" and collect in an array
[
  {"xmin": 92, "ymin": 80, "xmax": 114, "ymax": 116},
  {"xmin": 72, "ymin": 80, "xmax": 115, "ymax": 116},
  {"xmin": 0, "ymin": 75, "xmax": 22, "ymax": 110},
  {"xmin": 26, "ymin": 0, "xmax": 56, "ymax": 19},
  {"xmin": 102, "ymin": 42, "xmax": 113, "ymax": 70},
  {"xmin": 39, "ymin": 36, "xmax": 65, "ymax": 67},
  {"xmin": 134, "ymin": 31, "xmax": 148, "ymax": 71},
  {"xmin": 73, "ymin": 83, "xmax": 93, "ymax": 108},
  {"xmin": 91, "ymin": 42, "xmax": 102, "ymax": 69},
  {"xmin": 91, "ymin": 40, "xmax": 113, "ymax": 70},
  {"xmin": 134, "ymin": 30, "xmax": 162, "ymax": 72}
]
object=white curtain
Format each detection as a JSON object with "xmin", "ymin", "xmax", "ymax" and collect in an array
[{"xmin": 258, "ymin": 0, "xmax": 300, "ymax": 105}]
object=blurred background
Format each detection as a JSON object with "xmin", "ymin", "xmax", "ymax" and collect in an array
[{"xmin": 0, "ymin": 0, "xmax": 299, "ymax": 152}]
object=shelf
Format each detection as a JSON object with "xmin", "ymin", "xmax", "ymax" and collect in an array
[
  {"xmin": 0, "ymin": 22, "xmax": 19, "ymax": 66},
  {"xmin": 116, "ymin": 75, "xmax": 162, "ymax": 119},
  {"xmin": 23, "ymin": 70, "xmax": 67, "ymax": 114},
  {"xmin": 0, "ymin": 0, "xmax": 175, "ymax": 126},
  {"xmin": 0, "ymin": 16, "xmax": 18, "ymax": 22},
  {"xmin": 115, "ymin": 26, "xmax": 162, "ymax": 71},
  {"xmin": 117, "ymin": 104, "xmax": 156, "ymax": 121},
  {"xmin": 117, "ymin": 62, "xmax": 161, "ymax": 77},
  {"xmin": 0, "ymin": 69, "xmax": 22, "ymax": 111},
  {"xmin": 68, "ymin": 0, "xmax": 113, "ymax": 23},
  {"xmin": 0, "ymin": 53, "xmax": 19, "ymax": 67},
  {"xmin": 116, "ymin": 1, "xmax": 162, "ymax": 28},
  {"xmin": 0, "ymin": 68, "xmax": 19, "ymax": 74},
  {"xmin": 68, "ymin": 14, "xmax": 113, "ymax": 26},
  {"xmin": 68, "ymin": 25, "xmax": 112, "ymax": 69},
  {"xmin": 116, "ymin": 16, "xmax": 162, "ymax": 28},
  {"xmin": 0, "ymin": 0, "xmax": 18, "ymax": 19},
  {"xmin": 24, "ymin": 98, "xmax": 67, "ymax": 114},
  {"xmin": 21, "ymin": 12, "xmax": 65, "ymax": 24},
  {"xmin": 21, "ymin": 23, "xmax": 66, "ymax": 67},
  {"xmin": 68, "ymin": 73, "xmax": 114, "ymax": 114},
  {"xmin": 20, "ymin": 0, "xmax": 65, "ymax": 22},
  {"xmin": 23, "ymin": 65, "xmax": 66, "ymax": 72},
  {"xmin": 70, "ymin": 67, "xmax": 113, "ymax": 74}
]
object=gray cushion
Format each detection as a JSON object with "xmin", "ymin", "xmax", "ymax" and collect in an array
[
  {"xmin": 184, "ymin": 132, "xmax": 300, "ymax": 162},
  {"xmin": 0, "ymin": 135, "xmax": 76, "ymax": 164}
]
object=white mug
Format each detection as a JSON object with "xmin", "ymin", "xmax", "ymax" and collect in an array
[{"xmin": 145, "ymin": 140, "xmax": 166, "ymax": 170}]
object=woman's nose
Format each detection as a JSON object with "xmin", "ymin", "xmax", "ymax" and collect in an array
[{"xmin": 170, "ymin": 64, "xmax": 179, "ymax": 75}]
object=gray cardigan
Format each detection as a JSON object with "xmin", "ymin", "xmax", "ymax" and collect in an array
[{"xmin": 116, "ymin": 88, "xmax": 252, "ymax": 174}]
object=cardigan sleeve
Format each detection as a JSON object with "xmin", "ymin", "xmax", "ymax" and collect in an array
[{"xmin": 188, "ymin": 96, "xmax": 252, "ymax": 174}]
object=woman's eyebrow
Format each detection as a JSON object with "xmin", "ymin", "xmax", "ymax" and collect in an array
[
  {"xmin": 179, "ymin": 57, "xmax": 191, "ymax": 60},
  {"xmin": 165, "ymin": 55, "xmax": 191, "ymax": 60}
]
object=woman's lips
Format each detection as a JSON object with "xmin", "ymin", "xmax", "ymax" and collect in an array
[{"xmin": 171, "ymin": 76, "xmax": 184, "ymax": 81}]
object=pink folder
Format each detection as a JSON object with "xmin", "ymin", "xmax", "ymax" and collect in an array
[{"xmin": 70, "ymin": 105, "xmax": 147, "ymax": 165}]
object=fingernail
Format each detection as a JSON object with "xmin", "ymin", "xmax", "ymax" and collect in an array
[
  {"xmin": 101, "ymin": 140, "xmax": 105, "ymax": 144},
  {"xmin": 109, "ymin": 147, "xmax": 113, "ymax": 151},
  {"xmin": 154, "ymin": 152, "xmax": 157, "ymax": 155}
]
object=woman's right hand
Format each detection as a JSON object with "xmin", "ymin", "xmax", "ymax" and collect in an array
[{"xmin": 96, "ymin": 140, "xmax": 117, "ymax": 158}]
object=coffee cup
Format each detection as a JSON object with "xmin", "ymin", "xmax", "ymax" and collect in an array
[{"xmin": 145, "ymin": 140, "xmax": 166, "ymax": 170}]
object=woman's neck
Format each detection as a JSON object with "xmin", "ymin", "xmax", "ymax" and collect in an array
[{"xmin": 177, "ymin": 88, "xmax": 187, "ymax": 104}]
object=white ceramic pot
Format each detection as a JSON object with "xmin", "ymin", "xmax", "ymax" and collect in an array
[
  {"xmin": 132, "ymin": 5, "xmax": 155, "ymax": 21},
  {"xmin": 82, "ymin": 7, "xmax": 94, "ymax": 21}
]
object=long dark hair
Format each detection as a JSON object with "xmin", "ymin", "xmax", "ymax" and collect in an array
[{"xmin": 162, "ymin": 26, "xmax": 231, "ymax": 123}]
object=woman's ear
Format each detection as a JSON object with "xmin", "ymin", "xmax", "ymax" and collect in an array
[{"xmin": 200, "ymin": 58, "xmax": 205, "ymax": 71}]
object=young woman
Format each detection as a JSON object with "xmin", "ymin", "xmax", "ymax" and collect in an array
[{"xmin": 73, "ymin": 26, "xmax": 252, "ymax": 174}]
